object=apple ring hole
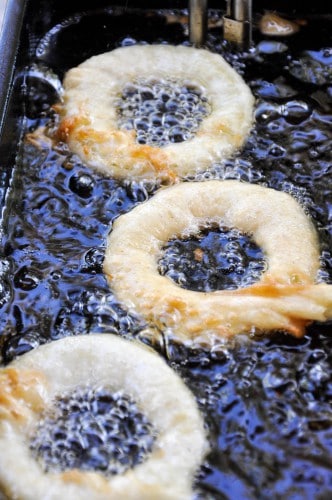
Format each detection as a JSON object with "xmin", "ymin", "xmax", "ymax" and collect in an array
[{"xmin": 158, "ymin": 225, "xmax": 266, "ymax": 292}]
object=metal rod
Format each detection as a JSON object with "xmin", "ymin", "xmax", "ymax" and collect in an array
[
  {"xmin": 189, "ymin": 0, "xmax": 207, "ymax": 46},
  {"xmin": 233, "ymin": 0, "xmax": 252, "ymax": 24}
]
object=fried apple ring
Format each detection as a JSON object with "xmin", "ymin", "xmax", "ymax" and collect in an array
[
  {"xmin": 57, "ymin": 45, "xmax": 254, "ymax": 182},
  {"xmin": 104, "ymin": 180, "xmax": 332, "ymax": 343},
  {"xmin": 0, "ymin": 335, "xmax": 207, "ymax": 500}
]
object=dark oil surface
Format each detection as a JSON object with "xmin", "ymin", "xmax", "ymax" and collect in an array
[{"xmin": 0, "ymin": 6, "xmax": 332, "ymax": 499}]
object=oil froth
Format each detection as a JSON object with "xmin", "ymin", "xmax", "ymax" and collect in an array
[
  {"xmin": 30, "ymin": 387, "xmax": 155, "ymax": 476},
  {"xmin": 117, "ymin": 79, "xmax": 210, "ymax": 147},
  {"xmin": 159, "ymin": 226, "xmax": 266, "ymax": 292}
]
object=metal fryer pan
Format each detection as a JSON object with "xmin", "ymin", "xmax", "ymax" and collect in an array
[{"xmin": 0, "ymin": 0, "xmax": 332, "ymax": 497}]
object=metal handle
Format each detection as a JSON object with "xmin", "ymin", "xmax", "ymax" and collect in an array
[
  {"xmin": 227, "ymin": 0, "xmax": 252, "ymax": 23},
  {"xmin": 224, "ymin": 0, "xmax": 252, "ymax": 47},
  {"xmin": 189, "ymin": 0, "xmax": 252, "ymax": 48},
  {"xmin": 189, "ymin": 0, "xmax": 207, "ymax": 46}
]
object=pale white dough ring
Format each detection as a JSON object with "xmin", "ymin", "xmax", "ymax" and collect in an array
[
  {"xmin": 0, "ymin": 335, "xmax": 207, "ymax": 500},
  {"xmin": 57, "ymin": 45, "xmax": 254, "ymax": 182},
  {"xmin": 104, "ymin": 180, "xmax": 332, "ymax": 342}
]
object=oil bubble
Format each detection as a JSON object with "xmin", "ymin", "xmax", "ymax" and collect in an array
[
  {"xmin": 257, "ymin": 41, "xmax": 288, "ymax": 55},
  {"xmin": 69, "ymin": 174, "xmax": 95, "ymax": 198},
  {"xmin": 13, "ymin": 266, "xmax": 41, "ymax": 290},
  {"xmin": 281, "ymin": 100, "xmax": 312, "ymax": 124}
]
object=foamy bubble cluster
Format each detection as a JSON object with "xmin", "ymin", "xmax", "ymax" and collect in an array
[
  {"xmin": 30, "ymin": 387, "xmax": 155, "ymax": 476},
  {"xmin": 159, "ymin": 226, "xmax": 266, "ymax": 292},
  {"xmin": 117, "ymin": 79, "xmax": 210, "ymax": 147}
]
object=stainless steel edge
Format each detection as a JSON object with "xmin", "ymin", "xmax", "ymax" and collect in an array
[{"xmin": 0, "ymin": 0, "xmax": 26, "ymax": 138}]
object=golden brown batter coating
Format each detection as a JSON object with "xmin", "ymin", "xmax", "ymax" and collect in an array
[
  {"xmin": 259, "ymin": 12, "xmax": 301, "ymax": 36},
  {"xmin": 0, "ymin": 368, "xmax": 47, "ymax": 425},
  {"xmin": 0, "ymin": 335, "xmax": 207, "ymax": 500},
  {"xmin": 104, "ymin": 180, "xmax": 332, "ymax": 343},
  {"xmin": 57, "ymin": 45, "xmax": 254, "ymax": 182}
]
